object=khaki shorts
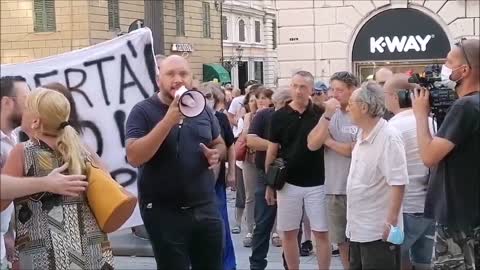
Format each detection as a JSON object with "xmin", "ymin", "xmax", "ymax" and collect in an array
[{"xmin": 327, "ymin": 194, "xmax": 347, "ymax": 244}]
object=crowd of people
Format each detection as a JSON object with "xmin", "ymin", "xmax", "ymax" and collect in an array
[{"xmin": 0, "ymin": 38, "xmax": 479, "ymax": 270}]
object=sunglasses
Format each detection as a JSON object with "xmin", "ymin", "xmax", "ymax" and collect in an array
[
  {"xmin": 455, "ymin": 38, "xmax": 471, "ymax": 68},
  {"xmin": 312, "ymin": 92, "xmax": 325, "ymax": 97}
]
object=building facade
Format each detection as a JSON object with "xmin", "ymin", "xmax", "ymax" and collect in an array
[
  {"xmin": 162, "ymin": 0, "xmax": 224, "ymax": 80},
  {"xmin": 1, "ymin": 0, "xmax": 225, "ymax": 81},
  {"xmin": 0, "ymin": 0, "xmax": 144, "ymax": 64},
  {"xmin": 222, "ymin": 0, "xmax": 278, "ymax": 89},
  {"xmin": 275, "ymin": 0, "xmax": 480, "ymax": 85}
]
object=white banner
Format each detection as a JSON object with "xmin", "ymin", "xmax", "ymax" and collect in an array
[{"xmin": 0, "ymin": 28, "xmax": 158, "ymax": 230}]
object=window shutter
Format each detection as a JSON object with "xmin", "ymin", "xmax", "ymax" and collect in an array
[
  {"xmin": 239, "ymin": 20, "xmax": 245, "ymax": 42},
  {"xmin": 108, "ymin": 0, "xmax": 120, "ymax": 31},
  {"xmin": 272, "ymin": 19, "xmax": 277, "ymax": 49},
  {"xmin": 34, "ymin": 0, "xmax": 56, "ymax": 32},
  {"xmin": 222, "ymin": 16, "xmax": 228, "ymax": 40},
  {"xmin": 176, "ymin": 0, "xmax": 185, "ymax": 36},
  {"xmin": 202, "ymin": 2, "xmax": 210, "ymax": 38}
]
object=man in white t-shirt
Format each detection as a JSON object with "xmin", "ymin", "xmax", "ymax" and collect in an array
[
  {"xmin": 384, "ymin": 74, "xmax": 435, "ymax": 270},
  {"xmin": 346, "ymin": 81, "xmax": 408, "ymax": 270},
  {"xmin": 227, "ymin": 80, "xmax": 259, "ymax": 136},
  {"xmin": 0, "ymin": 76, "xmax": 30, "ymax": 269}
]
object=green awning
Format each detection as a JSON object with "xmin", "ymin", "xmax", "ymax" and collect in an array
[{"xmin": 203, "ymin": 64, "xmax": 231, "ymax": 83}]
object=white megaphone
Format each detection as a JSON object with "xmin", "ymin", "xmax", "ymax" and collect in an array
[{"xmin": 175, "ymin": 86, "xmax": 206, "ymax": 118}]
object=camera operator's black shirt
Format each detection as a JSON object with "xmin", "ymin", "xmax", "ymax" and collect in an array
[
  {"xmin": 424, "ymin": 92, "xmax": 480, "ymax": 230},
  {"xmin": 268, "ymin": 102, "xmax": 325, "ymax": 187}
]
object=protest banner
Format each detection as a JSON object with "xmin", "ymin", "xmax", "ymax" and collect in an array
[{"xmin": 1, "ymin": 28, "xmax": 158, "ymax": 230}]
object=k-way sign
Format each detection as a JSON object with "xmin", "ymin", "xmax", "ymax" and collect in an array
[
  {"xmin": 370, "ymin": 35, "xmax": 433, "ymax": 54},
  {"xmin": 352, "ymin": 9, "xmax": 450, "ymax": 62}
]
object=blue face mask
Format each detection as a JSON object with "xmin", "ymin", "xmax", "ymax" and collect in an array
[{"xmin": 386, "ymin": 225, "xmax": 404, "ymax": 245}]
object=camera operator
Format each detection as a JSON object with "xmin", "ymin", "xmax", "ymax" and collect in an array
[
  {"xmin": 384, "ymin": 74, "xmax": 435, "ymax": 270},
  {"xmin": 412, "ymin": 39, "xmax": 479, "ymax": 269}
]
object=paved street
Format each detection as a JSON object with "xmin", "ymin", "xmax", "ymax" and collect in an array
[{"xmin": 111, "ymin": 190, "xmax": 343, "ymax": 269}]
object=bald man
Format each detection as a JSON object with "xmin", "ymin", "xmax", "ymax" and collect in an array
[
  {"xmin": 375, "ymin": 67, "xmax": 394, "ymax": 86},
  {"xmin": 376, "ymin": 67, "xmax": 395, "ymax": 120},
  {"xmin": 126, "ymin": 55, "xmax": 227, "ymax": 270},
  {"xmin": 412, "ymin": 38, "xmax": 480, "ymax": 269},
  {"xmin": 384, "ymin": 74, "xmax": 436, "ymax": 270}
]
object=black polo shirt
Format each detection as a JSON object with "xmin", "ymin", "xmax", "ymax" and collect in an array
[
  {"xmin": 249, "ymin": 107, "xmax": 275, "ymax": 171},
  {"xmin": 125, "ymin": 95, "xmax": 221, "ymax": 207},
  {"xmin": 424, "ymin": 92, "xmax": 480, "ymax": 230},
  {"xmin": 268, "ymin": 103, "xmax": 325, "ymax": 187}
]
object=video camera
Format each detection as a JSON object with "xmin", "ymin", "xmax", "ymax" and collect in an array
[{"xmin": 408, "ymin": 64, "xmax": 458, "ymax": 128}]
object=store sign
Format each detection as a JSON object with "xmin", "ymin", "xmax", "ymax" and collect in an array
[
  {"xmin": 370, "ymin": 35, "xmax": 433, "ymax": 53},
  {"xmin": 171, "ymin": 43, "xmax": 194, "ymax": 52},
  {"xmin": 353, "ymin": 9, "xmax": 450, "ymax": 61}
]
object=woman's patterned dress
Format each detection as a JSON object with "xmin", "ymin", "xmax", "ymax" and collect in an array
[{"xmin": 13, "ymin": 140, "xmax": 114, "ymax": 270}]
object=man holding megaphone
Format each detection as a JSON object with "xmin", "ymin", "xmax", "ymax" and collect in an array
[{"xmin": 125, "ymin": 55, "xmax": 227, "ymax": 270}]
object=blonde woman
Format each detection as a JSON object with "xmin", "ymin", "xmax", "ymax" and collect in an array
[{"xmin": 1, "ymin": 88, "xmax": 114, "ymax": 270}]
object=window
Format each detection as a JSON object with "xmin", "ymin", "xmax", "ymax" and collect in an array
[
  {"xmin": 239, "ymin": 19, "xmax": 245, "ymax": 42},
  {"xmin": 255, "ymin": 21, "xmax": 261, "ymax": 43},
  {"xmin": 33, "ymin": 0, "xmax": 56, "ymax": 32},
  {"xmin": 272, "ymin": 19, "xmax": 277, "ymax": 49},
  {"xmin": 254, "ymin": 61, "xmax": 263, "ymax": 83},
  {"xmin": 202, "ymin": 2, "xmax": 211, "ymax": 38},
  {"xmin": 222, "ymin": 16, "xmax": 228, "ymax": 40},
  {"xmin": 176, "ymin": 0, "xmax": 185, "ymax": 36},
  {"xmin": 108, "ymin": 0, "xmax": 120, "ymax": 31}
]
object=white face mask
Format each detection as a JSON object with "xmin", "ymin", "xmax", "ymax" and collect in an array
[{"xmin": 441, "ymin": 64, "xmax": 462, "ymax": 90}]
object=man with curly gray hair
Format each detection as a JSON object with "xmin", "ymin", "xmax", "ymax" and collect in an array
[{"xmin": 346, "ymin": 81, "xmax": 409, "ymax": 270}]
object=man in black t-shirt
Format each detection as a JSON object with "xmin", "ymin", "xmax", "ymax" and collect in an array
[
  {"xmin": 412, "ymin": 38, "xmax": 480, "ymax": 269},
  {"xmin": 265, "ymin": 71, "xmax": 331, "ymax": 270},
  {"xmin": 125, "ymin": 55, "xmax": 226, "ymax": 270}
]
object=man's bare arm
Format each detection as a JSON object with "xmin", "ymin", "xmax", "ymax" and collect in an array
[
  {"xmin": 126, "ymin": 118, "xmax": 177, "ymax": 167},
  {"xmin": 210, "ymin": 135, "xmax": 227, "ymax": 161},
  {"xmin": 247, "ymin": 134, "xmax": 269, "ymax": 151},
  {"xmin": 386, "ymin": 185, "xmax": 405, "ymax": 226},
  {"xmin": 325, "ymin": 138, "xmax": 354, "ymax": 157},
  {"xmin": 307, "ymin": 117, "xmax": 330, "ymax": 151}
]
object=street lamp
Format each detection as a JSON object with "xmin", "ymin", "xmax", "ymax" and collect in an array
[{"xmin": 221, "ymin": 45, "xmax": 244, "ymax": 70}]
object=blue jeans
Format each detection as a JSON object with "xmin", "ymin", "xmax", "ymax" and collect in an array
[
  {"xmin": 402, "ymin": 213, "xmax": 435, "ymax": 264},
  {"xmin": 249, "ymin": 170, "xmax": 277, "ymax": 270},
  {"xmin": 215, "ymin": 180, "xmax": 236, "ymax": 270}
]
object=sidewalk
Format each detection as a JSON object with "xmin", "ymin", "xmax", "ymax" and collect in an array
[{"xmin": 111, "ymin": 189, "xmax": 344, "ymax": 269}]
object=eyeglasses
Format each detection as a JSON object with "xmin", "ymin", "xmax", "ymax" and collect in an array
[
  {"xmin": 312, "ymin": 92, "xmax": 325, "ymax": 97},
  {"xmin": 455, "ymin": 38, "xmax": 471, "ymax": 68}
]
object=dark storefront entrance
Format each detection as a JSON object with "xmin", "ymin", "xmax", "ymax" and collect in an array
[{"xmin": 351, "ymin": 8, "xmax": 451, "ymax": 81}]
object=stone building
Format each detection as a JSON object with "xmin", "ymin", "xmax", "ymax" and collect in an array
[
  {"xmin": 1, "ymin": 0, "xmax": 226, "ymax": 81},
  {"xmin": 0, "ymin": 0, "xmax": 144, "ymax": 64},
  {"xmin": 275, "ymin": 0, "xmax": 480, "ymax": 85},
  {"xmin": 222, "ymin": 0, "xmax": 278, "ymax": 89}
]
